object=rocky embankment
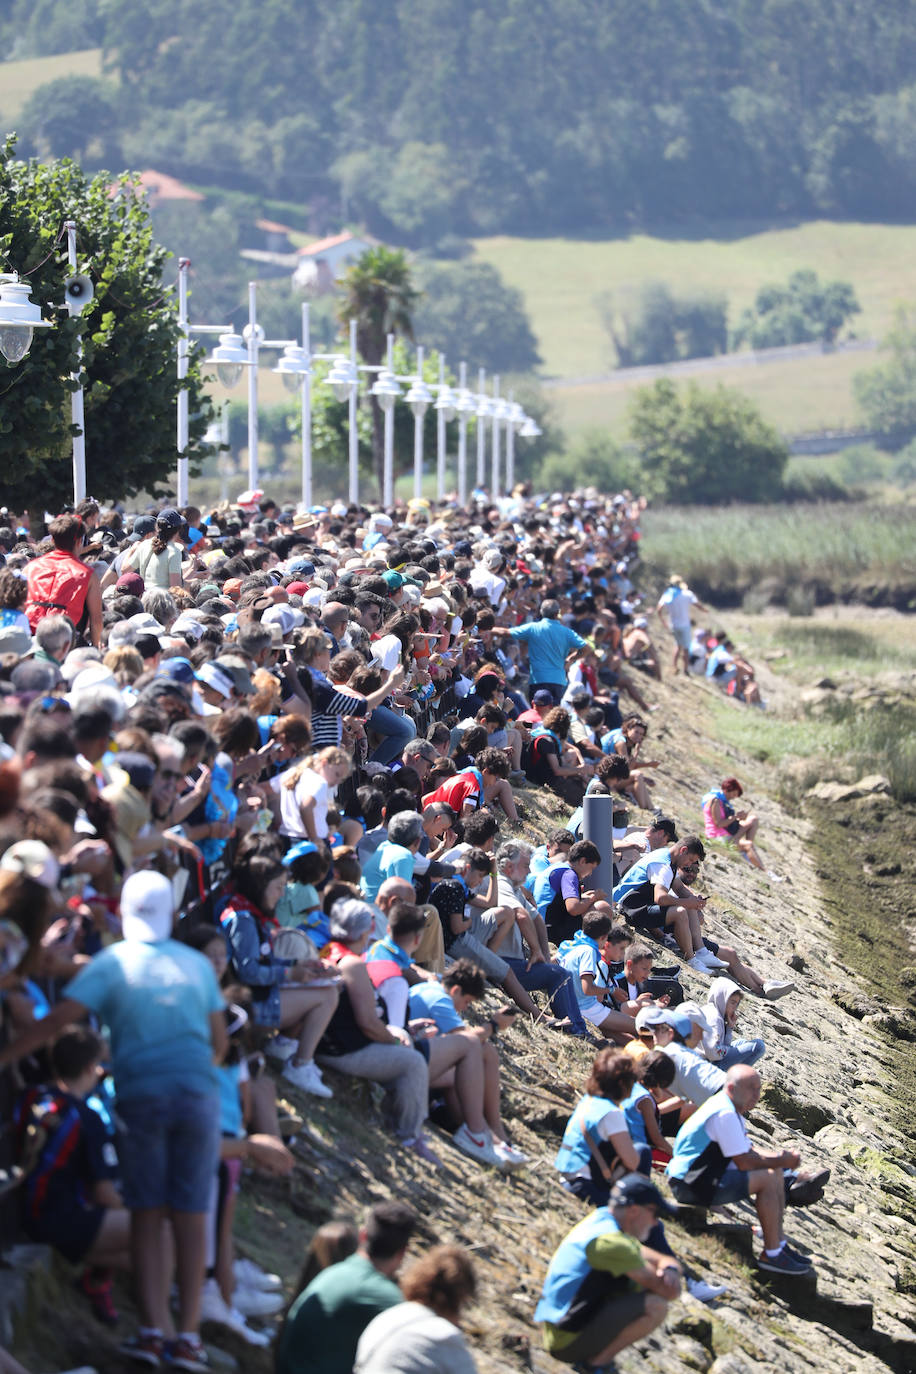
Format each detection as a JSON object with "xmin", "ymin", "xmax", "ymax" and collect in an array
[{"xmin": 8, "ymin": 659, "xmax": 916, "ymax": 1374}]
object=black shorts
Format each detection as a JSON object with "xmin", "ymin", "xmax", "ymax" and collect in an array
[
  {"xmin": 725, "ymin": 819, "xmax": 740, "ymax": 836},
  {"xmin": 24, "ymin": 1202, "xmax": 106, "ymax": 1264},
  {"xmin": 619, "ymin": 900, "xmax": 664, "ymax": 928},
  {"xmin": 544, "ymin": 1291, "xmax": 648, "ymax": 1363}
]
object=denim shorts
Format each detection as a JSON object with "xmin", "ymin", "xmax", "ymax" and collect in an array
[{"xmin": 117, "ymin": 1091, "xmax": 221, "ymax": 1212}]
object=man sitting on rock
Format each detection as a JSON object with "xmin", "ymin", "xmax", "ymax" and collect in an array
[
  {"xmin": 534, "ymin": 1173, "xmax": 681, "ymax": 1371},
  {"xmin": 666, "ymin": 1066, "xmax": 829, "ymax": 1277},
  {"xmin": 613, "ymin": 835, "xmax": 727, "ymax": 972}
]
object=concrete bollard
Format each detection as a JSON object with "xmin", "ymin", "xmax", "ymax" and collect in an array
[{"xmin": 582, "ymin": 793, "xmax": 615, "ymax": 900}]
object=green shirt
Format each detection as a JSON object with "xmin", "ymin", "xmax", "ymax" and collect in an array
[
  {"xmin": 542, "ymin": 1229, "xmax": 643, "ymax": 1354},
  {"xmin": 275, "ymin": 1253, "xmax": 403, "ymax": 1374}
]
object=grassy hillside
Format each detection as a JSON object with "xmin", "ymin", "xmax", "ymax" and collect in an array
[
  {"xmin": 0, "ymin": 48, "xmax": 105, "ymax": 124},
  {"xmin": 549, "ymin": 346, "xmax": 867, "ymax": 439},
  {"xmin": 473, "ymin": 222, "xmax": 916, "ymax": 382}
]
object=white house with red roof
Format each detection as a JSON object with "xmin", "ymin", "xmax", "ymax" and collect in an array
[{"xmin": 292, "ymin": 230, "xmax": 376, "ymax": 291}]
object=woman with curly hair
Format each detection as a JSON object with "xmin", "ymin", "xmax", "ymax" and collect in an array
[{"xmin": 355, "ymin": 1245, "xmax": 479, "ymax": 1373}]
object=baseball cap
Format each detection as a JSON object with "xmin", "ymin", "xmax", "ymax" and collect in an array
[
  {"xmin": 11, "ymin": 660, "xmax": 61, "ymax": 693},
  {"xmin": 650, "ymin": 815, "xmax": 678, "ymax": 842},
  {"xmin": 127, "ymin": 515, "xmax": 156, "ymax": 542},
  {"xmin": 286, "ymin": 558, "xmax": 316, "ymax": 578},
  {"xmin": 609, "ymin": 1172, "xmax": 678, "ymax": 1217},
  {"xmin": 116, "ymin": 571, "xmax": 145, "ymax": 598},
  {"xmin": 381, "ymin": 569, "xmax": 405, "ymax": 593},
  {"xmin": 0, "ymin": 840, "xmax": 60, "ymax": 890},
  {"xmin": 262, "ymin": 604, "xmax": 304, "ymax": 637},
  {"xmin": 120, "ymin": 869, "xmax": 174, "ymax": 943},
  {"xmin": 634, "ymin": 1004, "xmax": 670, "ymax": 1032},
  {"xmin": 171, "ymin": 613, "xmax": 206, "ymax": 642},
  {"xmin": 115, "ymin": 751, "xmax": 157, "ymax": 791},
  {"xmin": 532, "ymin": 689, "xmax": 554, "ymax": 706},
  {"xmin": 282, "ymin": 840, "xmax": 319, "ymax": 866},
  {"xmin": 286, "ymin": 580, "xmax": 310, "ymax": 598},
  {"xmin": 157, "ymin": 657, "xmax": 196, "ymax": 686},
  {"xmin": 196, "ymin": 662, "xmax": 234, "ymax": 699},
  {"xmin": 156, "ymin": 508, "xmax": 183, "ymax": 530},
  {"xmin": 213, "ymin": 659, "xmax": 254, "ymax": 695}
]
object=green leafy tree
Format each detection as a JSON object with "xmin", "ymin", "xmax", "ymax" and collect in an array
[
  {"xmin": 597, "ymin": 281, "xmax": 727, "ymax": 367},
  {"xmin": 539, "ymin": 429, "xmax": 633, "ymax": 495},
  {"xmin": 413, "ymin": 261, "xmax": 541, "ymax": 374},
  {"xmin": 337, "ymin": 246, "xmax": 418, "ymax": 496},
  {"xmin": 628, "ymin": 378, "xmax": 788, "ymax": 504},
  {"xmin": 0, "ymin": 141, "xmax": 213, "ymax": 513},
  {"xmin": 18, "ymin": 76, "xmax": 119, "ymax": 165},
  {"xmin": 733, "ymin": 269, "xmax": 860, "ymax": 349},
  {"xmin": 853, "ymin": 305, "xmax": 916, "ymax": 443}
]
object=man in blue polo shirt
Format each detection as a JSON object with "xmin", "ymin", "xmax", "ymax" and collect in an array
[{"xmin": 493, "ymin": 599, "xmax": 587, "ymax": 703}]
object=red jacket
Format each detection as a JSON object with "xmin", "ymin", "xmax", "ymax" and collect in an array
[{"xmin": 25, "ymin": 549, "xmax": 93, "ymax": 632}]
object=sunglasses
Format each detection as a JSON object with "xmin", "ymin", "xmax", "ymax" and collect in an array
[{"xmin": 158, "ymin": 768, "xmax": 183, "ymax": 781}]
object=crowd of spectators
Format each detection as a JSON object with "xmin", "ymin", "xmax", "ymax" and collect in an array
[{"xmin": 0, "ymin": 486, "xmax": 819, "ymax": 1373}]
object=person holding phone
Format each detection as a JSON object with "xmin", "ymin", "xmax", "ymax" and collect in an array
[{"xmin": 407, "ymin": 959, "xmax": 528, "ymax": 1171}]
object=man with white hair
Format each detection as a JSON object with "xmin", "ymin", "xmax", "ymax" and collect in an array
[
  {"xmin": 34, "ymin": 613, "xmax": 74, "ymax": 666},
  {"xmin": 0, "ymin": 869, "xmax": 227, "ymax": 1369}
]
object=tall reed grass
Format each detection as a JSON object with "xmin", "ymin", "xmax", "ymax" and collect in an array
[{"xmin": 639, "ymin": 503, "xmax": 916, "ymax": 606}]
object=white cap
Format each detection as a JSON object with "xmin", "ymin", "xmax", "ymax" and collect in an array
[
  {"xmin": 196, "ymin": 662, "xmax": 234, "ymax": 699},
  {"xmin": 171, "ymin": 613, "xmax": 205, "ymax": 641},
  {"xmin": 120, "ymin": 869, "xmax": 174, "ymax": 943},
  {"xmin": 262, "ymin": 604, "xmax": 304, "ymax": 636},
  {"xmin": 0, "ymin": 840, "xmax": 60, "ymax": 890}
]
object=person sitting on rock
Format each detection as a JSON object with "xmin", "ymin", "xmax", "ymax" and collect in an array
[
  {"xmin": 534, "ymin": 1173, "xmax": 681, "ymax": 1370},
  {"xmin": 699, "ymin": 978, "xmax": 766, "ymax": 1069},
  {"xmin": 654, "ymin": 1006, "xmax": 727, "ymax": 1106},
  {"xmin": 542, "ymin": 838, "xmax": 615, "ymax": 947},
  {"xmin": 608, "ymin": 942, "xmax": 671, "ymax": 1018},
  {"xmin": 667, "ymin": 1066, "xmax": 829, "ymax": 1276},
  {"xmin": 701, "ymin": 776, "xmax": 763, "ymax": 869},
  {"xmin": 557, "ymin": 913, "xmax": 636, "ymax": 1044},
  {"xmin": 554, "ymin": 1049, "xmax": 641, "ymax": 1205},
  {"xmin": 613, "ymin": 835, "xmax": 727, "ymax": 971}
]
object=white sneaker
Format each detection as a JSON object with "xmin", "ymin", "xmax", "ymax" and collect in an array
[
  {"xmin": 200, "ymin": 1279, "xmax": 273, "ymax": 1342},
  {"xmin": 686, "ymin": 1276, "xmax": 728, "ymax": 1302},
  {"xmin": 698, "ymin": 947, "xmax": 729, "ymax": 969},
  {"xmin": 767, "ymin": 870, "xmax": 786, "ymax": 883},
  {"xmin": 265, "ymin": 1035, "xmax": 298, "ymax": 1061},
  {"xmin": 492, "ymin": 1140, "xmax": 529, "ymax": 1171},
  {"xmin": 283, "ymin": 1058, "xmax": 333, "ymax": 1098},
  {"xmin": 687, "ymin": 955, "xmax": 712, "ymax": 973},
  {"xmin": 232, "ymin": 1284, "xmax": 285, "ymax": 1318},
  {"xmin": 452, "ymin": 1123, "xmax": 501, "ymax": 1167},
  {"xmin": 763, "ymin": 980, "xmax": 796, "ymax": 1000},
  {"xmin": 234, "ymin": 1257, "xmax": 283, "ymax": 1292}
]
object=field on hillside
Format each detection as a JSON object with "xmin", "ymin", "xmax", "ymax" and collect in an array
[
  {"xmin": 550, "ymin": 345, "xmax": 866, "ymax": 439},
  {"xmin": 474, "ymin": 222, "xmax": 916, "ymax": 381},
  {"xmin": 0, "ymin": 48, "xmax": 105, "ymax": 124}
]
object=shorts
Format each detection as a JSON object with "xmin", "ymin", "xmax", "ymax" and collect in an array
[
  {"xmin": 580, "ymin": 1000, "xmax": 613, "ymax": 1027},
  {"xmin": 672, "ymin": 625, "xmax": 692, "ymax": 650},
  {"xmin": 117, "ymin": 1091, "xmax": 221, "ymax": 1212},
  {"xmin": 449, "ymin": 911, "xmax": 509, "ymax": 983},
  {"xmin": 543, "ymin": 1291, "xmax": 647, "ymax": 1362},
  {"xmin": 669, "ymin": 1161, "xmax": 750, "ymax": 1207},
  {"xmin": 24, "ymin": 1201, "xmax": 106, "ymax": 1264},
  {"xmin": 619, "ymin": 898, "xmax": 664, "ymax": 928}
]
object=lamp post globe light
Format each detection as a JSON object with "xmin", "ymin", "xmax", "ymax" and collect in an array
[
  {"xmin": 504, "ymin": 395, "xmax": 525, "ymax": 493},
  {"xmin": 0, "ymin": 273, "xmax": 54, "ymax": 364},
  {"xmin": 433, "ymin": 353, "xmax": 456, "ymax": 501},
  {"xmin": 204, "ymin": 332, "xmax": 248, "ymax": 390}
]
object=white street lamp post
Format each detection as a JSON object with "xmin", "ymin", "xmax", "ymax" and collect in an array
[
  {"xmin": 246, "ymin": 281, "xmax": 259, "ymax": 491},
  {"xmin": 64, "ymin": 221, "xmax": 88, "ymax": 505},
  {"xmin": 454, "ymin": 361, "xmax": 476, "ymax": 507},
  {"xmin": 491, "ymin": 374, "xmax": 501, "ymax": 497},
  {"xmin": 434, "ymin": 353, "xmax": 456, "ymax": 501},
  {"xmin": 475, "ymin": 367, "xmax": 488, "ymax": 491},
  {"xmin": 0, "ymin": 274, "xmax": 53, "ymax": 364},
  {"xmin": 371, "ymin": 333, "xmax": 401, "ymax": 507},
  {"xmin": 273, "ymin": 302, "xmax": 313, "ymax": 508},
  {"xmin": 405, "ymin": 345, "xmax": 432, "ymax": 501},
  {"xmin": 178, "ymin": 259, "xmax": 248, "ymax": 505},
  {"xmin": 347, "ymin": 318, "xmax": 359, "ymax": 504},
  {"xmin": 504, "ymin": 394, "xmax": 524, "ymax": 493}
]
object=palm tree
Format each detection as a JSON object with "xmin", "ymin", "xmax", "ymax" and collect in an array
[{"xmin": 338, "ymin": 247, "xmax": 419, "ymax": 498}]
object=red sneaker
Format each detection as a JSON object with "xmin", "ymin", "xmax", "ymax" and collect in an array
[{"xmin": 79, "ymin": 1267, "xmax": 118, "ymax": 1325}]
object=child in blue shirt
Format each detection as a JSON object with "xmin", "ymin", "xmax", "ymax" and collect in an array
[{"xmin": 276, "ymin": 839, "xmax": 332, "ymax": 947}]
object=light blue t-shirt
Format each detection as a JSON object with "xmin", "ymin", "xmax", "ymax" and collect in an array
[
  {"xmin": 360, "ymin": 840, "xmax": 415, "ymax": 903},
  {"xmin": 509, "ymin": 618, "xmax": 586, "ymax": 686},
  {"xmin": 407, "ymin": 981, "xmax": 465, "ymax": 1033},
  {"xmin": 558, "ymin": 942, "xmax": 602, "ymax": 1014},
  {"xmin": 65, "ymin": 938, "xmax": 224, "ymax": 1103}
]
